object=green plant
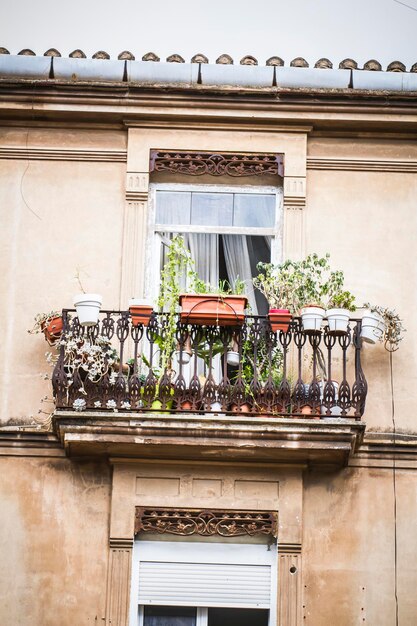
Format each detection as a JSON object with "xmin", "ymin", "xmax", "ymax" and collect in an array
[
  {"xmin": 364, "ymin": 303, "xmax": 405, "ymax": 352},
  {"xmin": 254, "ymin": 254, "xmax": 357, "ymax": 312},
  {"xmin": 253, "ymin": 261, "xmax": 300, "ymax": 313},
  {"xmin": 157, "ymin": 235, "xmax": 200, "ymax": 371},
  {"xmin": 57, "ymin": 328, "xmax": 118, "ymax": 400},
  {"xmin": 294, "ymin": 253, "xmax": 332, "ymax": 308},
  {"xmin": 240, "ymin": 321, "xmax": 284, "ymax": 392},
  {"xmin": 327, "ymin": 290, "xmax": 356, "ymax": 311},
  {"xmin": 28, "ymin": 311, "xmax": 61, "ymax": 335},
  {"xmin": 324, "ymin": 268, "xmax": 356, "ymax": 311},
  {"xmin": 157, "ymin": 236, "xmax": 248, "ymax": 370}
]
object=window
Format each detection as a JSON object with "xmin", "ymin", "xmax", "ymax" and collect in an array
[
  {"xmin": 142, "ymin": 606, "xmax": 269, "ymax": 626},
  {"xmin": 130, "ymin": 541, "xmax": 277, "ymax": 626},
  {"xmin": 145, "ymin": 183, "xmax": 283, "ymax": 315}
]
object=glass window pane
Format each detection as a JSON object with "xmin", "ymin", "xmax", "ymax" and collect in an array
[
  {"xmin": 233, "ymin": 194, "xmax": 275, "ymax": 227},
  {"xmin": 191, "ymin": 193, "xmax": 233, "ymax": 226},
  {"xmin": 156, "ymin": 192, "xmax": 191, "ymax": 225},
  {"xmin": 208, "ymin": 608, "xmax": 269, "ymax": 626},
  {"xmin": 144, "ymin": 606, "xmax": 197, "ymax": 626}
]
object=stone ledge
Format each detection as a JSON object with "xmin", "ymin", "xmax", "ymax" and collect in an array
[{"xmin": 53, "ymin": 411, "xmax": 365, "ymax": 468}]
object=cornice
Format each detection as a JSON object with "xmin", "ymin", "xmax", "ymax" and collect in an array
[
  {"xmin": 278, "ymin": 543, "xmax": 302, "ymax": 554},
  {"xmin": 1, "ymin": 424, "xmax": 416, "ymax": 468},
  {"xmin": 0, "ymin": 429, "xmax": 64, "ymax": 457},
  {"xmin": 124, "ymin": 119, "xmax": 313, "ymax": 133},
  {"xmin": 349, "ymin": 431, "xmax": 417, "ymax": 468},
  {"xmin": 0, "ymin": 146, "xmax": 127, "ymax": 162},
  {"xmin": 307, "ymin": 157, "xmax": 417, "ymax": 173},
  {"xmin": 1, "ymin": 83, "xmax": 417, "ymax": 130}
]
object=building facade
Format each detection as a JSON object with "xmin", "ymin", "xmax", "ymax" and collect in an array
[{"xmin": 0, "ymin": 51, "xmax": 416, "ymax": 625}]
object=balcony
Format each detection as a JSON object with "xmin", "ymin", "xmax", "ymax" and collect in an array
[{"xmin": 52, "ymin": 309, "xmax": 366, "ymax": 466}]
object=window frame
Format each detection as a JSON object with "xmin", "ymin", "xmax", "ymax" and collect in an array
[
  {"xmin": 144, "ymin": 182, "xmax": 283, "ymax": 302},
  {"xmin": 130, "ymin": 539, "xmax": 278, "ymax": 626}
]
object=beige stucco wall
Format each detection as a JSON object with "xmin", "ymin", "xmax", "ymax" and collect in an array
[
  {"xmin": 0, "ymin": 87, "xmax": 415, "ymax": 626},
  {"xmin": 1, "ymin": 454, "xmax": 415, "ymax": 626},
  {"xmin": 1, "ymin": 125, "xmax": 413, "ymax": 433},
  {"xmin": 0, "ymin": 455, "xmax": 111, "ymax": 626},
  {"xmin": 303, "ymin": 466, "xmax": 417, "ymax": 625},
  {"xmin": 0, "ymin": 127, "xmax": 126, "ymax": 424},
  {"xmin": 307, "ymin": 137, "xmax": 416, "ymax": 433}
]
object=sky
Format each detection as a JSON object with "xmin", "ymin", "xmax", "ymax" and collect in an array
[{"xmin": 1, "ymin": 0, "xmax": 417, "ymax": 69}]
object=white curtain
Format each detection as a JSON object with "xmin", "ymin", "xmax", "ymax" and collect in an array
[
  {"xmin": 223, "ymin": 235, "xmax": 258, "ymax": 314},
  {"xmin": 162, "ymin": 233, "xmax": 271, "ymax": 315},
  {"xmin": 185, "ymin": 233, "xmax": 219, "ymax": 287}
]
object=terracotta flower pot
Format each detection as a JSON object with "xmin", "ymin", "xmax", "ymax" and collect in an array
[
  {"xmin": 179, "ymin": 294, "xmax": 248, "ymax": 326},
  {"xmin": 42, "ymin": 316, "xmax": 63, "ymax": 345},
  {"xmin": 299, "ymin": 404, "xmax": 321, "ymax": 418},
  {"xmin": 129, "ymin": 298, "xmax": 153, "ymax": 327},
  {"xmin": 268, "ymin": 308, "xmax": 292, "ymax": 332},
  {"xmin": 230, "ymin": 402, "xmax": 251, "ymax": 414}
]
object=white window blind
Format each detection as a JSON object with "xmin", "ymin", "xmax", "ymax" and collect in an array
[{"xmin": 135, "ymin": 541, "xmax": 275, "ymax": 610}]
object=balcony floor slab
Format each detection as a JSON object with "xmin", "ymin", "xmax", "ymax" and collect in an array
[{"xmin": 53, "ymin": 411, "xmax": 365, "ymax": 468}]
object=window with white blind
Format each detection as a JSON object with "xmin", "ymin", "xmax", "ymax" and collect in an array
[{"xmin": 130, "ymin": 540, "xmax": 277, "ymax": 626}]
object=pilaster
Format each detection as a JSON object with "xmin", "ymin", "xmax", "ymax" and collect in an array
[
  {"xmin": 278, "ymin": 543, "xmax": 303, "ymax": 626},
  {"xmin": 106, "ymin": 538, "xmax": 133, "ymax": 626},
  {"xmin": 119, "ymin": 172, "xmax": 149, "ymax": 305},
  {"xmin": 283, "ymin": 176, "xmax": 306, "ymax": 260}
]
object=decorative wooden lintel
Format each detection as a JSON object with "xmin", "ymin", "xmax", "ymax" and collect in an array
[
  {"xmin": 149, "ymin": 150, "xmax": 284, "ymax": 177},
  {"xmin": 135, "ymin": 507, "xmax": 278, "ymax": 538}
]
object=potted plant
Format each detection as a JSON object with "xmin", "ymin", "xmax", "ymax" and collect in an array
[
  {"xmin": 174, "ymin": 335, "xmax": 193, "ymax": 365},
  {"xmin": 28, "ymin": 311, "xmax": 63, "ymax": 346},
  {"xmin": 226, "ymin": 334, "xmax": 240, "ymax": 366},
  {"xmin": 290, "ymin": 253, "xmax": 354, "ymax": 335},
  {"xmin": 253, "ymin": 262, "xmax": 297, "ymax": 332},
  {"xmin": 361, "ymin": 303, "xmax": 405, "ymax": 351},
  {"xmin": 179, "ymin": 278, "xmax": 248, "ymax": 327},
  {"xmin": 325, "ymin": 277, "xmax": 356, "ymax": 335},
  {"xmin": 73, "ymin": 293, "xmax": 103, "ymax": 327},
  {"xmin": 156, "ymin": 235, "xmax": 196, "ymax": 371},
  {"xmin": 57, "ymin": 327, "xmax": 118, "ymax": 399},
  {"xmin": 295, "ymin": 254, "xmax": 332, "ymax": 334},
  {"xmin": 319, "ymin": 380, "xmax": 342, "ymax": 417},
  {"xmin": 129, "ymin": 298, "xmax": 154, "ymax": 326},
  {"xmin": 239, "ymin": 323, "xmax": 285, "ymax": 415}
]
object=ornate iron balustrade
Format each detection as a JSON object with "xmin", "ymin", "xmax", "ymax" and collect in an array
[{"xmin": 52, "ymin": 310, "xmax": 367, "ymax": 419}]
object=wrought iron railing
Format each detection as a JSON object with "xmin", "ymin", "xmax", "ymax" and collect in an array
[{"xmin": 52, "ymin": 310, "xmax": 367, "ymax": 419}]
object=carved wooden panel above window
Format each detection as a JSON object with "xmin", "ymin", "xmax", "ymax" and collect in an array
[
  {"xmin": 135, "ymin": 507, "xmax": 278, "ymax": 538},
  {"xmin": 149, "ymin": 151, "xmax": 284, "ymax": 178}
]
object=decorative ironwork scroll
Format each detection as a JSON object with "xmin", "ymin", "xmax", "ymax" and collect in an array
[
  {"xmin": 149, "ymin": 151, "xmax": 284, "ymax": 178},
  {"xmin": 135, "ymin": 508, "xmax": 278, "ymax": 538}
]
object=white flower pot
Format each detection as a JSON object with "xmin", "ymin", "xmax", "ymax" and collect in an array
[
  {"xmin": 320, "ymin": 381, "xmax": 342, "ymax": 417},
  {"xmin": 73, "ymin": 293, "xmax": 102, "ymax": 327},
  {"xmin": 361, "ymin": 310, "xmax": 385, "ymax": 344},
  {"xmin": 300, "ymin": 306, "xmax": 325, "ymax": 333},
  {"xmin": 326, "ymin": 308, "xmax": 351, "ymax": 334},
  {"xmin": 226, "ymin": 350, "xmax": 240, "ymax": 366},
  {"xmin": 175, "ymin": 350, "xmax": 191, "ymax": 365}
]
